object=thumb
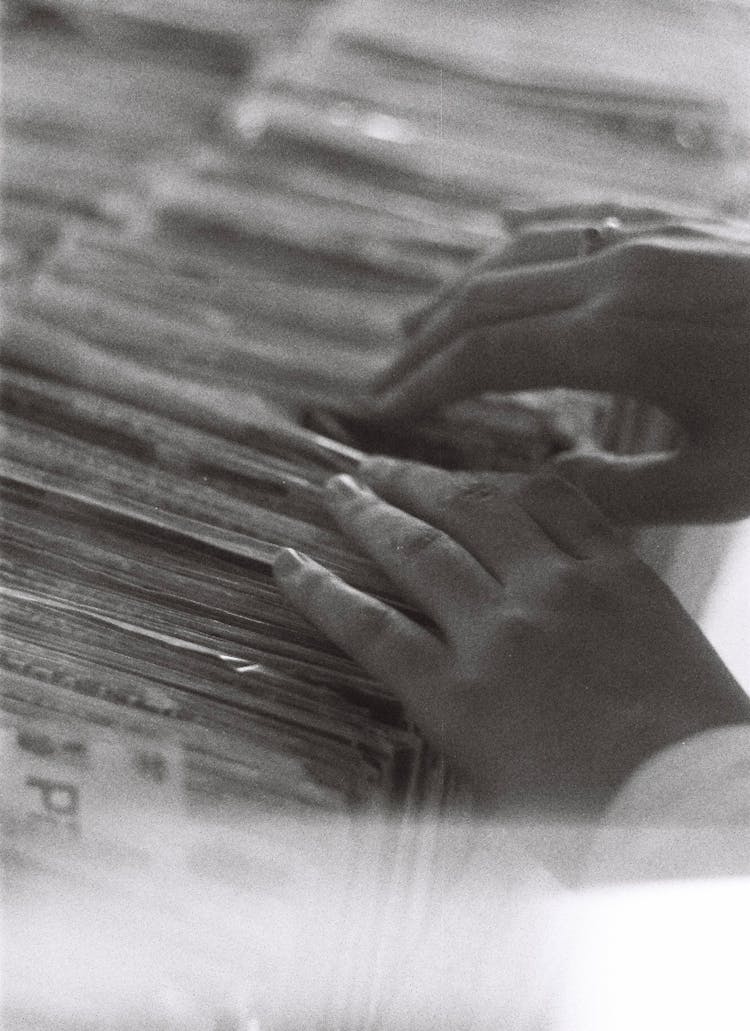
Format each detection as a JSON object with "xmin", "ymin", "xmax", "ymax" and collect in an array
[{"xmin": 549, "ymin": 449, "xmax": 750, "ymax": 525}]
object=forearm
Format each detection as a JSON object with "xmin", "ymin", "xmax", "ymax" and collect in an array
[{"xmin": 585, "ymin": 723, "xmax": 750, "ymax": 883}]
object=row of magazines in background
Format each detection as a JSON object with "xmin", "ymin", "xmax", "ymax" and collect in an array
[
  {"xmin": 2, "ymin": 1, "xmax": 749, "ymax": 1028},
  {"xmin": 4, "ymin": 0, "xmax": 750, "ymax": 281}
]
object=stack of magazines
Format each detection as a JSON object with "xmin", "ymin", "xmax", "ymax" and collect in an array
[
  {"xmin": 231, "ymin": 0, "xmax": 750, "ymax": 214},
  {"xmin": 5, "ymin": 0, "xmax": 326, "ymax": 66},
  {"xmin": 0, "ymin": 10, "xmax": 242, "ymax": 281},
  {"xmin": 0, "ymin": 0, "xmax": 331, "ymax": 281},
  {"xmin": 0, "ymin": 356, "xmax": 474, "ymax": 1027}
]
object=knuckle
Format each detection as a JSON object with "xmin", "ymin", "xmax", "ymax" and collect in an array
[
  {"xmin": 498, "ymin": 608, "xmax": 541, "ymax": 657},
  {"xmin": 555, "ymin": 562, "xmax": 613, "ymax": 613},
  {"xmin": 550, "ymin": 562, "xmax": 588, "ymax": 598},
  {"xmin": 449, "ymin": 475, "xmax": 505, "ymax": 509},
  {"xmin": 392, "ymin": 525, "xmax": 447, "ymax": 560},
  {"xmin": 349, "ymin": 604, "xmax": 394, "ymax": 646},
  {"xmin": 546, "ymin": 559, "xmax": 631, "ymax": 613}
]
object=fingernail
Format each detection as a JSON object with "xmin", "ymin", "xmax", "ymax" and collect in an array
[
  {"xmin": 325, "ymin": 473, "xmax": 371, "ymax": 501},
  {"xmin": 273, "ymin": 547, "xmax": 308, "ymax": 577}
]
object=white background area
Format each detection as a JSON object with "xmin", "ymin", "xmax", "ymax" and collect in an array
[{"xmin": 701, "ymin": 518, "xmax": 750, "ymax": 694}]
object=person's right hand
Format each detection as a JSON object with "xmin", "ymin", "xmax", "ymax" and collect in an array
[
  {"xmin": 369, "ymin": 208, "xmax": 750, "ymax": 524},
  {"xmin": 274, "ymin": 461, "xmax": 750, "ymax": 814}
]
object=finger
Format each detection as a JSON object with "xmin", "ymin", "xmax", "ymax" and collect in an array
[
  {"xmin": 414, "ymin": 229, "xmax": 747, "ymax": 357},
  {"xmin": 398, "ymin": 223, "xmax": 744, "ymax": 371},
  {"xmin": 400, "ymin": 239, "xmax": 515, "ymax": 339},
  {"xmin": 603, "ymin": 237, "xmax": 750, "ymax": 315},
  {"xmin": 551, "ymin": 447, "xmax": 750, "ymax": 524},
  {"xmin": 406, "ymin": 257, "xmax": 586, "ymax": 361},
  {"xmin": 375, "ymin": 305, "xmax": 622, "ymax": 421},
  {"xmin": 273, "ymin": 548, "xmax": 440, "ymax": 683},
  {"xmin": 396, "ymin": 226, "xmax": 594, "ymax": 358},
  {"xmin": 379, "ymin": 259, "xmax": 589, "ymax": 397},
  {"xmin": 358, "ymin": 457, "xmax": 563, "ymax": 577},
  {"xmin": 324, "ymin": 474, "xmax": 499, "ymax": 623},
  {"xmin": 635, "ymin": 221, "xmax": 748, "ymax": 244},
  {"xmin": 397, "ymin": 217, "xmax": 724, "ymax": 349},
  {"xmin": 515, "ymin": 472, "xmax": 626, "ymax": 558},
  {"xmin": 501, "ymin": 202, "xmax": 686, "ymax": 231},
  {"xmin": 506, "ymin": 219, "xmax": 717, "ymax": 264}
]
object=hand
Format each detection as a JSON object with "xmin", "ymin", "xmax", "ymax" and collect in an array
[
  {"xmin": 399, "ymin": 202, "xmax": 690, "ymax": 339},
  {"xmin": 274, "ymin": 460, "xmax": 750, "ymax": 815},
  {"xmin": 370, "ymin": 208, "xmax": 750, "ymax": 523}
]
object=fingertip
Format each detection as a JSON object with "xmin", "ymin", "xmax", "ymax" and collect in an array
[
  {"xmin": 273, "ymin": 547, "xmax": 310, "ymax": 580},
  {"xmin": 325, "ymin": 475, "xmax": 386, "ymax": 529},
  {"xmin": 325, "ymin": 472, "xmax": 367, "ymax": 490}
]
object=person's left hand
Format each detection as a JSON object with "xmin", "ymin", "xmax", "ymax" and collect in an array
[
  {"xmin": 358, "ymin": 215, "xmax": 750, "ymax": 524},
  {"xmin": 273, "ymin": 460, "xmax": 750, "ymax": 815}
]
